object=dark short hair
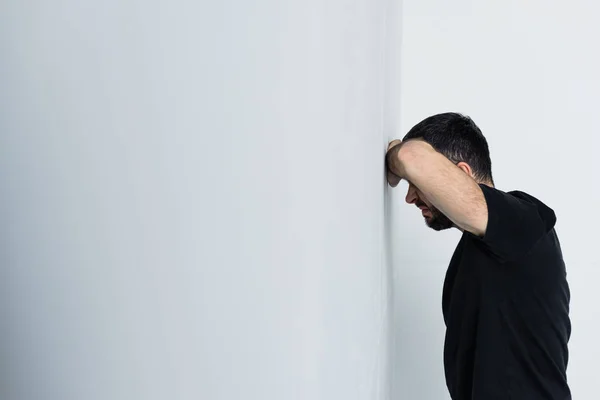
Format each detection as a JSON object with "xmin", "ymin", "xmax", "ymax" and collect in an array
[{"xmin": 403, "ymin": 112, "xmax": 494, "ymax": 184}]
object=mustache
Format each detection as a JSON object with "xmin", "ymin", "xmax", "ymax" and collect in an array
[{"xmin": 415, "ymin": 201, "xmax": 428, "ymax": 208}]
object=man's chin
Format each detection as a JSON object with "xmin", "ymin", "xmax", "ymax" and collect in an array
[{"xmin": 425, "ymin": 216, "xmax": 454, "ymax": 231}]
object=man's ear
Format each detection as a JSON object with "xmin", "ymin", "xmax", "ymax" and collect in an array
[{"xmin": 456, "ymin": 161, "xmax": 475, "ymax": 178}]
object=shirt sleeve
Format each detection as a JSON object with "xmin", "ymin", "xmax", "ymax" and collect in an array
[{"xmin": 473, "ymin": 184, "xmax": 557, "ymax": 262}]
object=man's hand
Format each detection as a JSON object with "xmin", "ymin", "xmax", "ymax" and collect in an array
[{"xmin": 386, "ymin": 139, "xmax": 402, "ymax": 187}]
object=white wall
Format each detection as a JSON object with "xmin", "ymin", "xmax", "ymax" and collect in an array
[
  {"xmin": 396, "ymin": 1, "xmax": 600, "ymax": 398},
  {"xmin": 0, "ymin": 1, "xmax": 402, "ymax": 399}
]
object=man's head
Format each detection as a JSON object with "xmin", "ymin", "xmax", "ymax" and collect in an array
[{"xmin": 402, "ymin": 112, "xmax": 493, "ymax": 231}]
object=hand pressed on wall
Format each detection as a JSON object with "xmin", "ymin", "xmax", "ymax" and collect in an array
[{"xmin": 386, "ymin": 139, "xmax": 402, "ymax": 187}]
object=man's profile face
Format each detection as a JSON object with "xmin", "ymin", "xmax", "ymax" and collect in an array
[{"xmin": 405, "ymin": 183, "xmax": 454, "ymax": 231}]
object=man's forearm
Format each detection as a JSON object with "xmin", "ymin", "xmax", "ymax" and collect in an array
[{"xmin": 389, "ymin": 139, "xmax": 488, "ymax": 236}]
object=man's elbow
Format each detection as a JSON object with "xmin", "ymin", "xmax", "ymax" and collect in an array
[{"xmin": 461, "ymin": 206, "xmax": 489, "ymax": 237}]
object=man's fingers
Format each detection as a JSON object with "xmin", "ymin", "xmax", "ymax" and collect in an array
[
  {"xmin": 386, "ymin": 139, "xmax": 402, "ymax": 187},
  {"xmin": 387, "ymin": 139, "xmax": 402, "ymax": 152},
  {"xmin": 387, "ymin": 169, "xmax": 401, "ymax": 187}
]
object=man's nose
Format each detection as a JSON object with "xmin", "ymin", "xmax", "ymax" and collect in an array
[{"xmin": 405, "ymin": 183, "xmax": 418, "ymax": 204}]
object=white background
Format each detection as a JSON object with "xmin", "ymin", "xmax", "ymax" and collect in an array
[
  {"xmin": 1, "ymin": 0, "xmax": 597, "ymax": 399},
  {"xmin": 0, "ymin": 1, "xmax": 400, "ymax": 399},
  {"xmin": 395, "ymin": 0, "xmax": 600, "ymax": 398}
]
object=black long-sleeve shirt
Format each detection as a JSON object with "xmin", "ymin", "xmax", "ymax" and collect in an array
[{"xmin": 442, "ymin": 184, "xmax": 571, "ymax": 399}]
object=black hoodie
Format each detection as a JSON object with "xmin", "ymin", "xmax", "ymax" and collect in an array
[{"xmin": 442, "ymin": 184, "xmax": 571, "ymax": 400}]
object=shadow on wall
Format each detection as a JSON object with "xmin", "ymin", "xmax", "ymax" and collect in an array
[
  {"xmin": 386, "ymin": 180, "xmax": 457, "ymax": 400},
  {"xmin": 383, "ymin": 182, "xmax": 396, "ymax": 400}
]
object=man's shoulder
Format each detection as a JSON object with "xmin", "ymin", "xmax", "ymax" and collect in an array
[
  {"xmin": 506, "ymin": 188, "xmax": 544, "ymax": 202},
  {"xmin": 482, "ymin": 185, "xmax": 544, "ymax": 204},
  {"xmin": 472, "ymin": 185, "xmax": 559, "ymax": 261},
  {"xmin": 482, "ymin": 185, "xmax": 556, "ymax": 224}
]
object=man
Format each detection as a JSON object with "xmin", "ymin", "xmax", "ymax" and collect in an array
[{"xmin": 386, "ymin": 113, "xmax": 571, "ymax": 400}]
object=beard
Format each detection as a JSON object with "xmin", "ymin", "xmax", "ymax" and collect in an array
[{"xmin": 424, "ymin": 205, "xmax": 454, "ymax": 231}]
